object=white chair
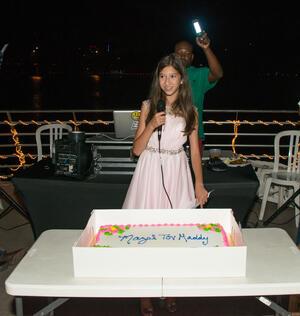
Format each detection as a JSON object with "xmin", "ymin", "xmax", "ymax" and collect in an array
[
  {"xmin": 259, "ymin": 130, "xmax": 300, "ymax": 227},
  {"xmin": 249, "ymin": 160, "xmax": 288, "ymax": 201},
  {"xmin": 35, "ymin": 124, "xmax": 72, "ymax": 161}
]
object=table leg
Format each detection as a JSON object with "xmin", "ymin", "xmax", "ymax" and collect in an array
[
  {"xmin": 257, "ymin": 296, "xmax": 292, "ymax": 316},
  {"xmin": 47, "ymin": 297, "xmax": 54, "ymax": 316},
  {"xmin": 33, "ymin": 298, "xmax": 69, "ymax": 316},
  {"xmin": 15, "ymin": 297, "xmax": 23, "ymax": 316}
]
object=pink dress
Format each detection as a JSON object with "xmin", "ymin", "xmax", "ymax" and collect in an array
[{"xmin": 122, "ymin": 103, "xmax": 197, "ymax": 209}]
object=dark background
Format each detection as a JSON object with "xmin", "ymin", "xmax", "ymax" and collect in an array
[{"xmin": 0, "ymin": 0, "xmax": 299, "ymax": 110}]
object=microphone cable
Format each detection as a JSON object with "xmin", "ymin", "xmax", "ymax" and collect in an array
[
  {"xmin": 159, "ymin": 159, "xmax": 173, "ymax": 209},
  {"xmin": 157, "ymin": 100, "xmax": 173, "ymax": 209}
]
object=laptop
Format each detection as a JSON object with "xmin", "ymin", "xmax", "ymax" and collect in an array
[{"xmin": 113, "ymin": 110, "xmax": 140, "ymax": 139}]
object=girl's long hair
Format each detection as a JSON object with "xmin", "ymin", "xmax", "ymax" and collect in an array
[{"xmin": 146, "ymin": 53, "xmax": 196, "ymax": 135}]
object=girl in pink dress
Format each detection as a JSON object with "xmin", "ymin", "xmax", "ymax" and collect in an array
[
  {"xmin": 122, "ymin": 53, "xmax": 208, "ymax": 316},
  {"xmin": 123, "ymin": 53, "xmax": 208, "ymax": 210}
]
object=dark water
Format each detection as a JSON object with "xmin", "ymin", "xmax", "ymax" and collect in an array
[
  {"xmin": 0, "ymin": 72, "xmax": 153, "ymax": 110},
  {"xmin": 0, "ymin": 70, "xmax": 299, "ymax": 111}
]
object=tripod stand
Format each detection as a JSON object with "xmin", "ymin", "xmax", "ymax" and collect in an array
[
  {"xmin": 263, "ymin": 188, "xmax": 300, "ymax": 226},
  {"xmin": 0, "ymin": 187, "xmax": 29, "ymax": 220},
  {"xmin": 0, "ymin": 186, "xmax": 31, "ymax": 271}
]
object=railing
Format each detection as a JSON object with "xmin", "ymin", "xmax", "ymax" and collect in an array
[{"xmin": 0, "ymin": 108, "xmax": 299, "ymax": 178}]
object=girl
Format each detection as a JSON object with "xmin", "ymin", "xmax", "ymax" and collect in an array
[
  {"xmin": 122, "ymin": 53, "xmax": 208, "ymax": 315},
  {"xmin": 123, "ymin": 53, "xmax": 208, "ymax": 210}
]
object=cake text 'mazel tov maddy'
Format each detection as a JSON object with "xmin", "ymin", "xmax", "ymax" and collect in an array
[{"xmin": 118, "ymin": 233, "xmax": 209, "ymax": 245}]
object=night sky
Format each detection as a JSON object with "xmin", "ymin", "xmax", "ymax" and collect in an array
[
  {"xmin": 2, "ymin": 1, "xmax": 299, "ymax": 66},
  {"xmin": 0, "ymin": 0, "xmax": 299, "ymax": 109}
]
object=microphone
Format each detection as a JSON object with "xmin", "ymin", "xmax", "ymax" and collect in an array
[{"xmin": 156, "ymin": 99, "xmax": 165, "ymax": 142}]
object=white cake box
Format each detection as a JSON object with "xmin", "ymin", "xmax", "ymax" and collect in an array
[{"xmin": 72, "ymin": 208, "xmax": 246, "ymax": 278}]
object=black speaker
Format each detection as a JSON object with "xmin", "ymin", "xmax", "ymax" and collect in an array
[{"xmin": 54, "ymin": 132, "xmax": 92, "ymax": 179}]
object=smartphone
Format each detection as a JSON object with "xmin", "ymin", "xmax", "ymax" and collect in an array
[{"xmin": 192, "ymin": 19, "xmax": 204, "ymax": 37}]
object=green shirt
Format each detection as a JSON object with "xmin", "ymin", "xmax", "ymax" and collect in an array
[{"xmin": 186, "ymin": 66, "xmax": 217, "ymax": 140}]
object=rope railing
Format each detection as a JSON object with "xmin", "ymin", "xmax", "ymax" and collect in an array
[
  {"xmin": 0, "ymin": 119, "xmax": 112, "ymax": 127},
  {"xmin": 206, "ymin": 120, "xmax": 299, "ymax": 126},
  {"xmin": 1, "ymin": 119, "xmax": 299, "ymax": 127}
]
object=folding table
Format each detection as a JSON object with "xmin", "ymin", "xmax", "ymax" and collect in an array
[{"xmin": 5, "ymin": 228, "xmax": 300, "ymax": 316}]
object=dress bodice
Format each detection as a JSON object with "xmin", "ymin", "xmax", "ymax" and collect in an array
[{"xmin": 147, "ymin": 113, "xmax": 187, "ymax": 150}]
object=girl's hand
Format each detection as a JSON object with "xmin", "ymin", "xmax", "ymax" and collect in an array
[
  {"xmin": 150, "ymin": 112, "xmax": 166, "ymax": 130},
  {"xmin": 195, "ymin": 182, "xmax": 208, "ymax": 208}
]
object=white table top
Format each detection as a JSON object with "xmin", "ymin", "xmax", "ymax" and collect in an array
[{"xmin": 5, "ymin": 228, "xmax": 300, "ymax": 298}]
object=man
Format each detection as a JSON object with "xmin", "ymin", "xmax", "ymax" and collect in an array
[{"xmin": 174, "ymin": 34, "xmax": 223, "ymax": 153}]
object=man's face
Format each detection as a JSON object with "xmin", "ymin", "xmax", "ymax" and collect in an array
[{"xmin": 175, "ymin": 43, "xmax": 193, "ymax": 67}]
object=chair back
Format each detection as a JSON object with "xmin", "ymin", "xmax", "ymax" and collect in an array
[
  {"xmin": 273, "ymin": 130, "xmax": 300, "ymax": 173},
  {"xmin": 35, "ymin": 124, "xmax": 72, "ymax": 161}
]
